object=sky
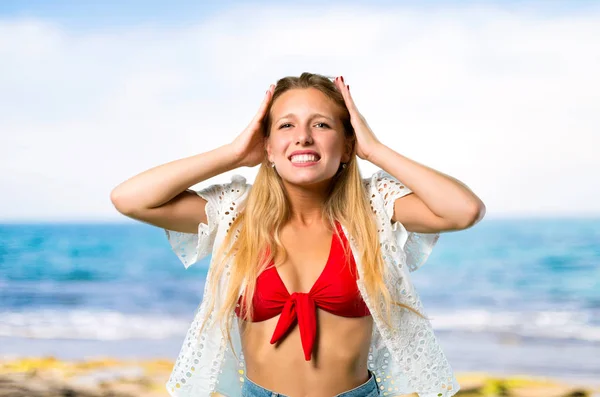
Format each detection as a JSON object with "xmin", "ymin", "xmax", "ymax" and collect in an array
[{"xmin": 1, "ymin": 1, "xmax": 599, "ymax": 221}]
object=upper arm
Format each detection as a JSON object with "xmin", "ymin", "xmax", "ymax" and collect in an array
[
  {"xmin": 111, "ymin": 174, "xmax": 250, "ymax": 269},
  {"xmin": 368, "ymin": 170, "xmax": 441, "ymax": 272},
  {"xmin": 111, "ymin": 182, "xmax": 223, "ymax": 269},
  {"xmin": 367, "ymin": 169, "xmax": 465, "ymax": 234},
  {"xmin": 161, "ymin": 175, "xmax": 249, "ymax": 268},
  {"xmin": 112, "ymin": 174, "xmax": 248, "ymax": 235},
  {"xmin": 122, "ymin": 190, "xmax": 209, "ymax": 234},
  {"xmin": 392, "ymin": 194, "xmax": 460, "ymax": 233}
]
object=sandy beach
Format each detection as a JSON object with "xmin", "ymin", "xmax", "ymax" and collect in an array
[{"xmin": 1, "ymin": 356, "xmax": 598, "ymax": 397}]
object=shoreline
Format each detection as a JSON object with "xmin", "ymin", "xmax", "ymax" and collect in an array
[
  {"xmin": 1, "ymin": 356, "xmax": 598, "ymax": 397},
  {"xmin": 4, "ymin": 330, "xmax": 599, "ymax": 385}
]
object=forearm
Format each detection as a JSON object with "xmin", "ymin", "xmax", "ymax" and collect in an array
[
  {"xmin": 368, "ymin": 143, "xmax": 485, "ymax": 225},
  {"xmin": 111, "ymin": 143, "xmax": 241, "ymax": 212}
]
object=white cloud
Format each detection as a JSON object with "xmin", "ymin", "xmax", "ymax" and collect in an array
[{"xmin": 1, "ymin": 4, "xmax": 599, "ymax": 221}]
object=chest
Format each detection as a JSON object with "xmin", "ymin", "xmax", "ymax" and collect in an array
[{"xmin": 273, "ymin": 226, "xmax": 336, "ymax": 294}]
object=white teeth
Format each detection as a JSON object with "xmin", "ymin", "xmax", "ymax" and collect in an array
[{"xmin": 290, "ymin": 154, "xmax": 319, "ymax": 163}]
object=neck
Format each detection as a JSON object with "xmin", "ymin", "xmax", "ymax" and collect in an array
[{"xmin": 283, "ymin": 181, "xmax": 329, "ymax": 228}]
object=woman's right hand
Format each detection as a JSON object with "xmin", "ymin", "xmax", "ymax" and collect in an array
[{"xmin": 230, "ymin": 84, "xmax": 275, "ymax": 168}]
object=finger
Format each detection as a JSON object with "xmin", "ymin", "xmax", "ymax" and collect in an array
[
  {"xmin": 253, "ymin": 84, "xmax": 275, "ymax": 124},
  {"xmin": 335, "ymin": 76, "xmax": 358, "ymax": 113}
]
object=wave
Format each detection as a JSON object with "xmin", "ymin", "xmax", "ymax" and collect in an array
[
  {"xmin": 1, "ymin": 308, "xmax": 599, "ymax": 343},
  {"xmin": 0, "ymin": 309, "xmax": 190, "ymax": 340},
  {"xmin": 428, "ymin": 309, "xmax": 600, "ymax": 342}
]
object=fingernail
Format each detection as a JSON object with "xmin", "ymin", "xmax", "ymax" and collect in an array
[
  {"xmin": 340, "ymin": 76, "xmax": 344, "ymax": 83},
  {"xmin": 347, "ymin": 85, "xmax": 350, "ymax": 91}
]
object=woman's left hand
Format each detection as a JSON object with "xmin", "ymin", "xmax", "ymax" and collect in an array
[{"xmin": 334, "ymin": 76, "xmax": 382, "ymax": 161}]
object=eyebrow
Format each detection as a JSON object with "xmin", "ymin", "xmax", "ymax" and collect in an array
[{"xmin": 275, "ymin": 113, "xmax": 335, "ymax": 124}]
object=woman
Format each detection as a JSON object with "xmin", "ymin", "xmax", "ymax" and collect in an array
[{"xmin": 111, "ymin": 73, "xmax": 485, "ymax": 397}]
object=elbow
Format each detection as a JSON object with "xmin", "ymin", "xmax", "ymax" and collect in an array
[
  {"xmin": 110, "ymin": 187, "xmax": 138, "ymax": 216},
  {"xmin": 448, "ymin": 199, "xmax": 486, "ymax": 230},
  {"xmin": 458, "ymin": 200, "xmax": 486, "ymax": 229}
]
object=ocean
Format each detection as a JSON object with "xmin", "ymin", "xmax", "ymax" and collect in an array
[{"xmin": 1, "ymin": 218, "xmax": 599, "ymax": 383}]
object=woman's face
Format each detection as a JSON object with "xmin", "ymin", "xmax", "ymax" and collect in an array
[{"xmin": 265, "ymin": 88, "xmax": 350, "ymax": 186}]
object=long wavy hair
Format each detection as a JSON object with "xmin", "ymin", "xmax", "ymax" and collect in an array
[{"xmin": 198, "ymin": 72, "xmax": 425, "ymax": 357}]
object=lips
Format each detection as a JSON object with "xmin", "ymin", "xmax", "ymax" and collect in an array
[{"xmin": 288, "ymin": 150, "xmax": 321, "ymax": 160}]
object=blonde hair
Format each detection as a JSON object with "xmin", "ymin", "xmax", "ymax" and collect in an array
[{"xmin": 199, "ymin": 72, "xmax": 425, "ymax": 357}]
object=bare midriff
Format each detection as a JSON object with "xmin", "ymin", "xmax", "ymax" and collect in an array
[{"xmin": 239, "ymin": 310, "xmax": 373, "ymax": 397}]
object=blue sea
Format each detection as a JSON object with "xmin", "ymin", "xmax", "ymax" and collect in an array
[{"xmin": 1, "ymin": 218, "xmax": 599, "ymax": 383}]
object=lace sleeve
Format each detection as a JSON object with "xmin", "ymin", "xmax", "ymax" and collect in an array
[
  {"xmin": 164, "ymin": 174, "xmax": 248, "ymax": 269},
  {"xmin": 369, "ymin": 169, "xmax": 440, "ymax": 272}
]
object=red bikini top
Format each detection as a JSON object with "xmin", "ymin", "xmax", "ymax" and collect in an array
[{"xmin": 235, "ymin": 220, "xmax": 371, "ymax": 361}]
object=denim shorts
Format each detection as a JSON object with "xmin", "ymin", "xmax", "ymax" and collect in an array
[{"xmin": 241, "ymin": 370, "xmax": 380, "ymax": 397}]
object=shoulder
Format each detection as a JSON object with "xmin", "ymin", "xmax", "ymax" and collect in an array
[
  {"xmin": 194, "ymin": 174, "xmax": 251, "ymax": 205},
  {"xmin": 363, "ymin": 170, "xmax": 410, "ymax": 193},
  {"xmin": 221, "ymin": 174, "xmax": 251, "ymax": 202},
  {"xmin": 362, "ymin": 170, "xmax": 412, "ymax": 215}
]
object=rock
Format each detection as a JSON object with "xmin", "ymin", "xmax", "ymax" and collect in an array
[
  {"xmin": 455, "ymin": 374, "xmax": 487, "ymax": 394},
  {"xmin": 508, "ymin": 385, "xmax": 589, "ymax": 397},
  {"xmin": 104, "ymin": 382, "xmax": 149, "ymax": 396}
]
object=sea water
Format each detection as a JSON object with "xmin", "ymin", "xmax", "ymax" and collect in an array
[{"xmin": 1, "ymin": 218, "xmax": 599, "ymax": 382}]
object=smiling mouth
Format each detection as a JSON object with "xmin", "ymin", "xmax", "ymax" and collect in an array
[{"xmin": 289, "ymin": 154, "xmax": 321, "ymax": 163}]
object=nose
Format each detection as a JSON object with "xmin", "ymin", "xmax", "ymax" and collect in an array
[{"xmin": 295, "ymin": 125, "xmax": 313, "ymax": 145}]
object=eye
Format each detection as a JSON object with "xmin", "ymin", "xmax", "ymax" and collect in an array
[
  {"xmin": 315, "ymin": 122, "xmax": 330, "ymax": 128},
  {"xmin": 279, "ymin": 123, "xmax": 292, "ymax": 129}
]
